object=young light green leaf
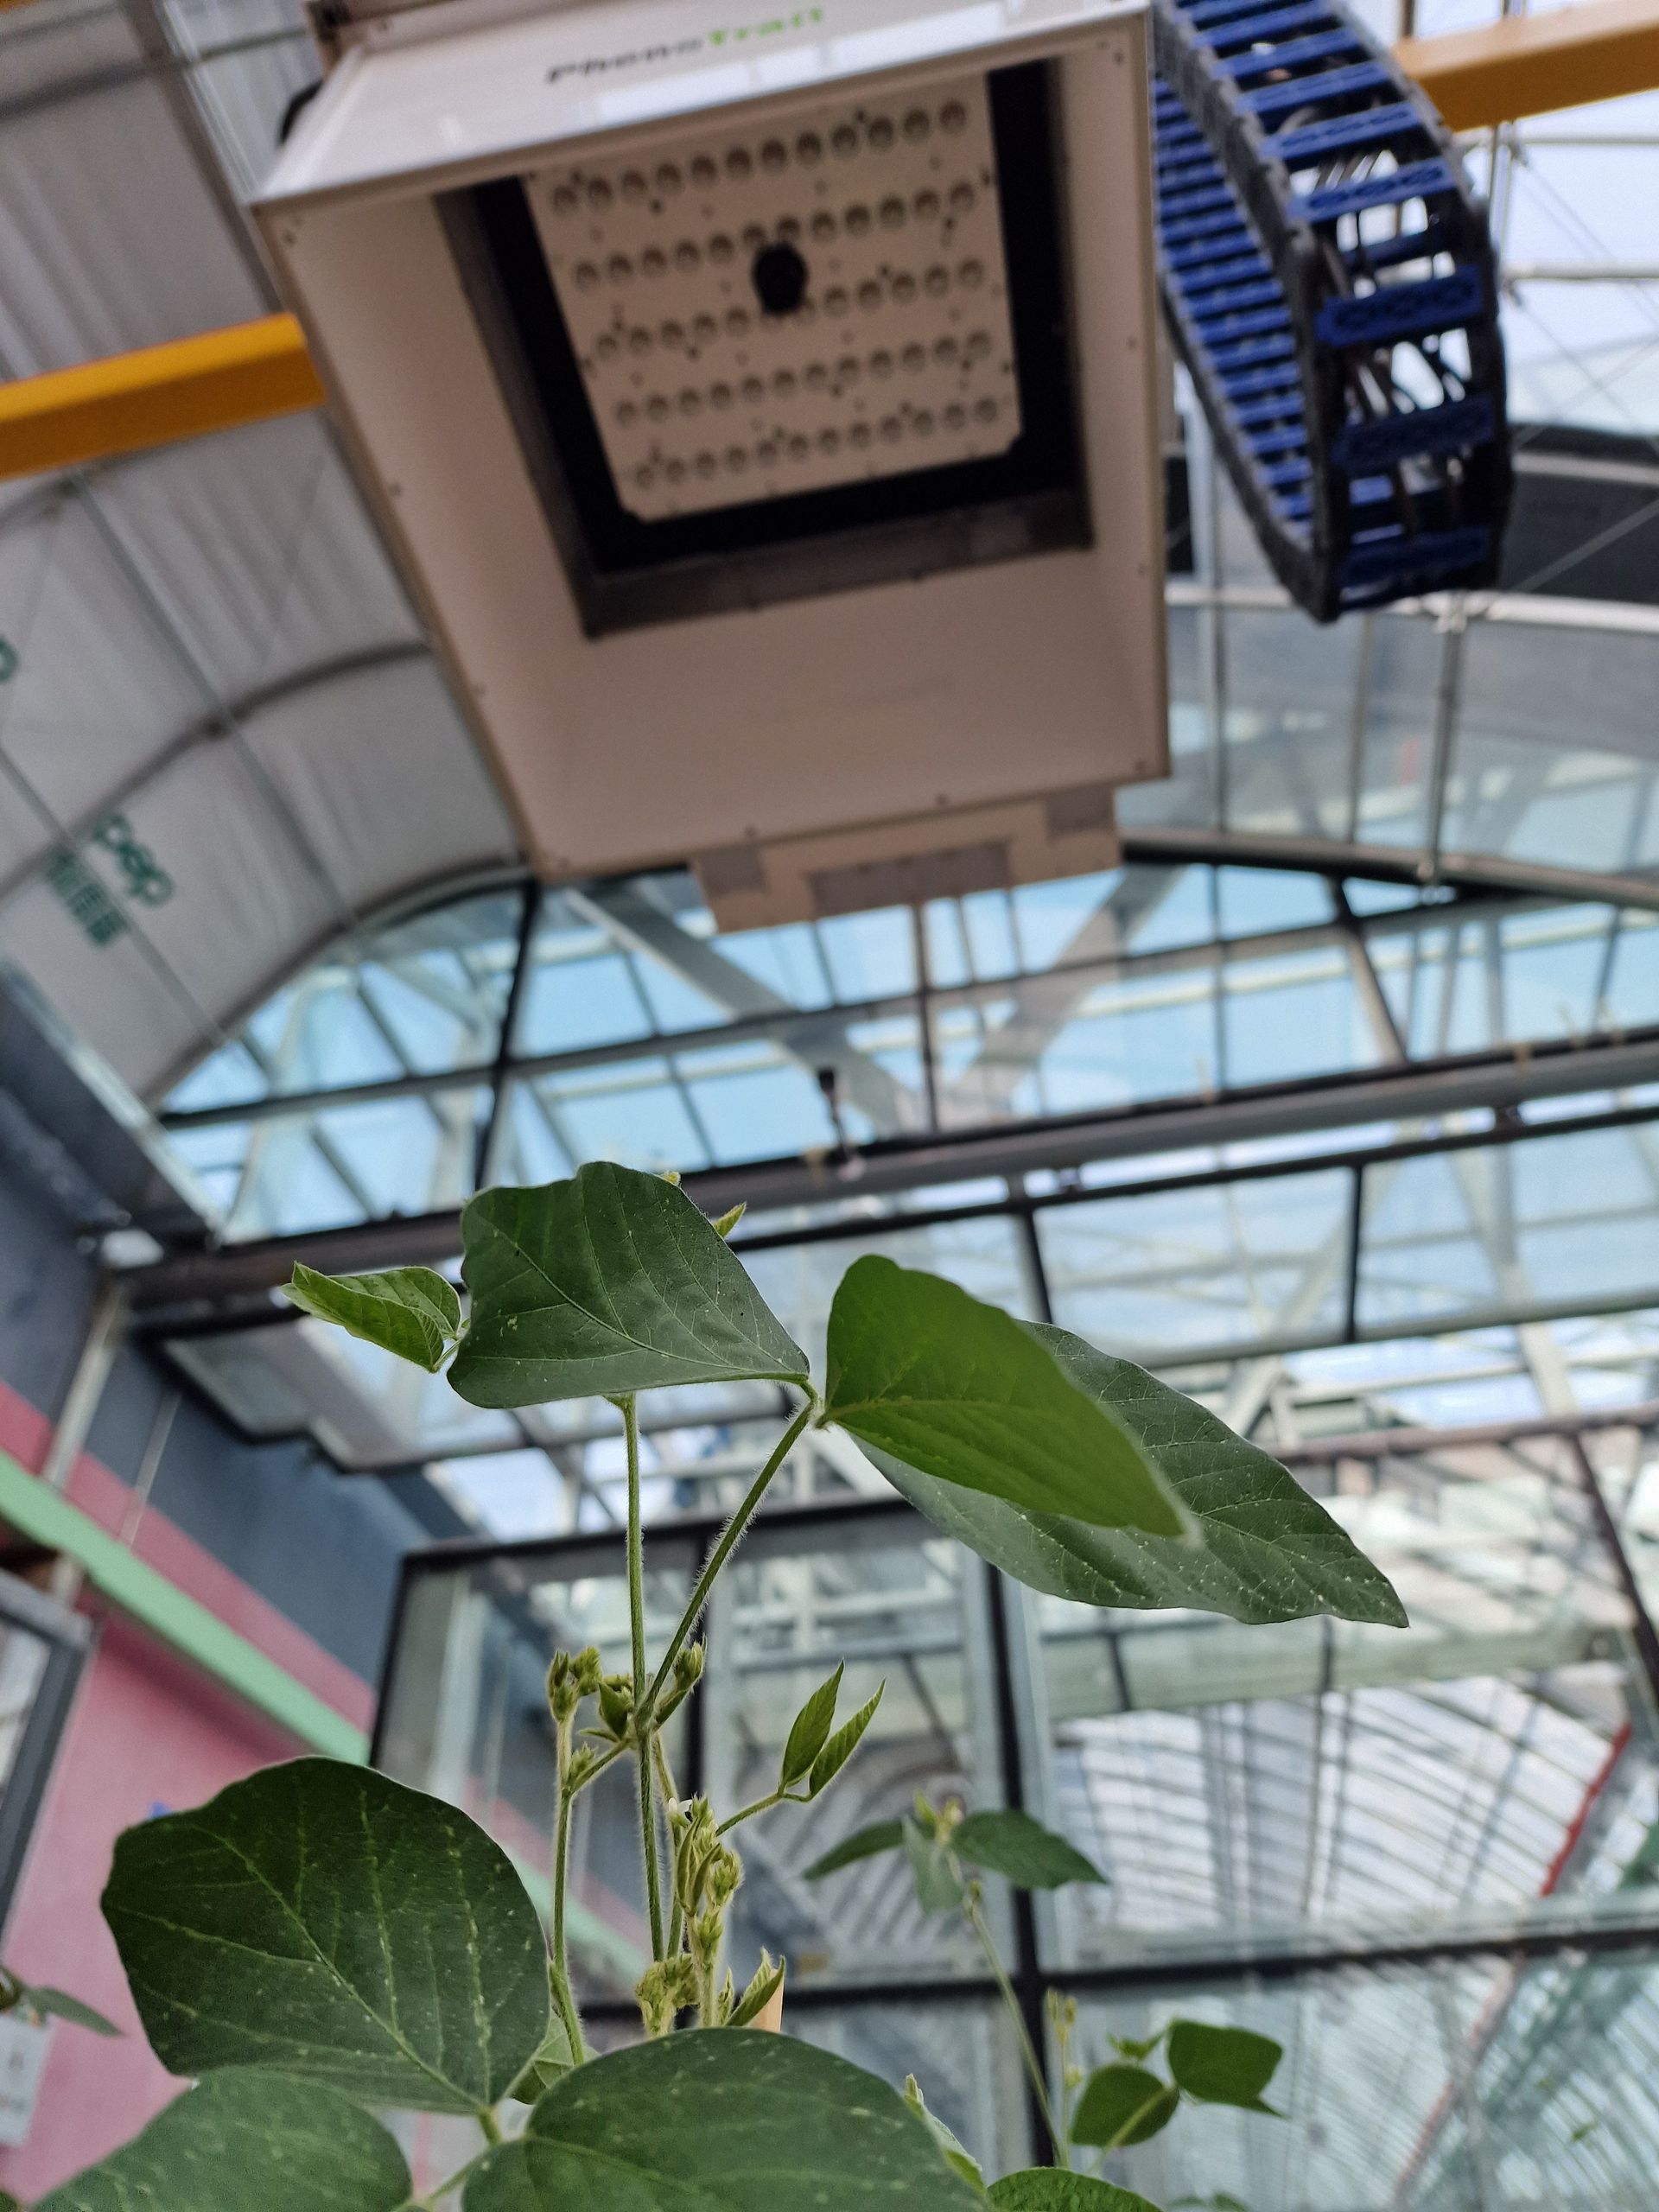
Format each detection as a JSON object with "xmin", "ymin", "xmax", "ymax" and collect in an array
[
  {"xmin": 1071, "ymin": 2065, "xmax": 1180, "ymax": 2149},
  {"xmin": 33, "ymin": 2073, "xmax": 412, "ymax": 2212},
  {"xmin": 808, "ymin": 1681, "xmax": 884, "ymax": 1797},
  {"xmin": 463, "ymin": 2030, "xmax": 987, "ymax": 2211},
  {"xmin": 21, "ymin": 1984, "xmax": 119, "ymax": 2036},
  {"xmin": 954, "ymin": 1808, "xmax": 1103, "ymax": 1890},
  {"xmin": 803, "ymin": 1818, "xmax": 906, "ymax": 1880},
  {"xmin": 866, "ymin": 1321, "xmax": 1407, "ymax": 1627},
  {"xmin": 990, "ymin": 2176, "xmax": 1161, "ymax": 2212},
  {"xmin": 780, "ymin": 1662, "xmax": 843, "ymax": 1790},
  {"xmin": 449, "ymin": 1163, "xmax": 810, "ymax": 1407},
  {"xmin": 509, "ymin": 1996, "xmax": 580, "ymax": 2101},
  {"xmin": 905, "ymin": 2075, "xmax": 984, "ymax": 2189},
  {"xmin": 712, "ymin": 1202, "xmax": 747, "ymax": 1238},
  {"xmin": 284, "ymin": 1262, "xmax": 461, "ymax": 1372},
  {"xmin": 102, "ymin": 1757, "xmax": 550, "ymax": 2113},
  {"xmin": 1166, "ymin": 2021, "xmax": 1283, "ymax": 2113},
  {"xmin": 825, "ymin": 1259, "xmax": 1186, "ymax": 1537},
  {"xmin": 1110, "ymin": 2031, "xmax": 1167, "ymax": 2063},
  {"xmin": 903, "ymin": 1814, "xmax": 966, "ymax": 1913},
  {"xmin": 728, "ymin": 1951, "xmax": 786, "ymax": 2028}
]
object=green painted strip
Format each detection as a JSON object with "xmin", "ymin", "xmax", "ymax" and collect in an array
[{"xmin": 0, "ymin": 1452, "xmax": 366, "ymax": 1763}]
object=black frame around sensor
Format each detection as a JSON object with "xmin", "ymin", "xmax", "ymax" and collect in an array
[{"xmin": 440, "ymin": 61, "xmax": 1089, "ymax": 636}]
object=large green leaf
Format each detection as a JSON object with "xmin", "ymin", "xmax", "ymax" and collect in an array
[
  {"xmin": 825, "ymin": 1260, "xmax": 1186, "ymax": 1537},
  {"xmin": 954, "ymin": 1808, "xmax": 1102, "ymax": 1890},
  {"xmin": 1071, "ymin": 2065, "xmax": 1179, "ymax": 2149},
  {"xmin": 284, "ymin": 1263, "xmax": 461, "ymax": 1372},
  {"xmin": 868, "ymin": 1323, "xmax": 1406, "ymax": 1627},
  {"xmin": 448, "ymin": 1164, "xmax": 810, "ymax": 1407},
  {"xmin": 1166, "ymin": 2021, "xmax": 1282, "ymax": 2112},
  {"xmin": 102, "ymin": 1758, "xmax": 550, "ymax": 2113},
  {"xmin": 34, "ymin": 2073, "xmax": 413, "ymax": 2212},
  {"xmin": 990, "ymin": 2177, "xmax": 1160, "ymax": 2212},
  {"xmin": 803, "ymin": 1818, "xmax": 906, "ymax": 1880},
  {"xmin": 463, "ymin": 2030, "xmax": 987, "ymax": 2211}
]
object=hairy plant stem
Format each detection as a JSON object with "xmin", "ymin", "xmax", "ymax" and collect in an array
[
  {"xmin": 965, "ymin": 1888, "xmax": 1068, "ymax": 2170},
  {"xmin": 624, "ymin": 1395, "xmax": 666, "ymax": 1961},
  {"xmin": 550, "ymin": 1715, "xmax": 581, "ymax": 2050},
  {"xmin": 641, "ymin": 1395, "xmax": 816, "ymax": 1722},
  {"xmin": 652, "ymin": 1734, "xmax": 686, "ymax": 1959}
]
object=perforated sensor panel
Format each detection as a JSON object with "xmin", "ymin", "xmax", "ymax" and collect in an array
[{"xmin": 526, "ymin": 75, "xmax": 1020, "ymax": 519}]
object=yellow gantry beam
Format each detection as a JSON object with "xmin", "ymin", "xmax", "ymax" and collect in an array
[
  {"xmin": 1399, "ymin": 0, "xmax": 1659, "ymax": 131},
  {"xmin": 0, "ymin": 313, "xmax": 325, "ymax": 481},
  {"xmin": 3, "ymin": 4, "xmax": 1659, "ymax": 479}
]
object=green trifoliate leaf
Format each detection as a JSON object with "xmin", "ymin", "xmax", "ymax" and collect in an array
[
  {"xmin": 1071, "ymin": 2065, "xmax": 1180, "ymax": 2149},
  {"xmin": 825, "ymin": 1259, "xmax": 1186, "ymax": 1537},
  {"xmin": 990, "ymin": 2177, "xmax": 1161, "ymax": 2212},
  {"xmin": 954, "ymin": 1808, "xmax": 1103, "ymax": 1890},
  {"xmin": 780, "ymin": 1662, "xmax": 843, "ymax": 1789},
  {"xmin": 803, "ymin": 1817, "xmax": 906, "ymax": 1880},
  {"xmin": 33, "ymin": 2073, "xmax": 412, "ymax": 2212},
  {"xmin": 1166, "ymin": 2021, "xmax": 1283, "ymax": 2113},
  {"xmin": 463, "ymin": 2030, "xmax": 987, "ymax": 2211},
  {"xmin": 102, "ymin": 1757, "xmax": 550, "ymax": 2113},
  {"xmin": 903, "ymin": 1814, "xmax": 967, "ymax": 1913},
  {"xmin": 284, "ymin": 1262, "xmax": 461, "ymax": 1372},
  {"xmin": 808, "ymin": 1681, "xmax": 884, "ymax": 1796},
  {"xmin": 449, "ymin": 1163, "xmax": 810, "ymax": 1407},
  {"xmin": 18, "ymin": 1984, "xmax": 119, "ymax": 2035},
  {"xmin": 868, "ymin": 1322, "xmax": 1407, "ymax": 1627},
  {"xmin": 905, "ymin": 2076, "xmax": 984, "ymax": 2189}
]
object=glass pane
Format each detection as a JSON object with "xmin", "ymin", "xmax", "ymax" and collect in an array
[
  {"xmin": 1357, "ymin": 1127, "xmax": 1659, "ymax": 1332},
  {"xmin": 709, "ymin": 1513, "xmax": 1007, "ymax": 1992},
  {"xmin": 1037, "ymin": 1168, "xmax": 1352, "ymax": 1363},
  {"xmin": 1073, "ymin": 1948, "xmax": 1659, "ymax": 2212},
  {"xmin": 1029, "ymin": 1432, "xmax": 1659, "ymax": 1968}
]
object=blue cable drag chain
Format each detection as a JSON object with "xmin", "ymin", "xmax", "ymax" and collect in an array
[{"xmin": 1150, "ymin": 0, "xmax": 1511, "ymax": 620}]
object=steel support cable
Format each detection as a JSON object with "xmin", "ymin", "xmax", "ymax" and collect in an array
[{"xmin": 1151, "ymin": 0, "xmax": 1513, "ymax": 619}]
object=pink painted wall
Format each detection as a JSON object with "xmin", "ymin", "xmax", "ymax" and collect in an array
[
  {"xmin": 0, "ymin": 1622, "xmax": 301, "ymax": 2201},
  {"xmin": 0, "ymin": 1380, "xmax": 376, "ymax": 2199}
]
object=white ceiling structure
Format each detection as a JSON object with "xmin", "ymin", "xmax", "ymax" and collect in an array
[
  {"xmin": 5, "ymin": 0, "xmax": 1659, "ymax": 1121},
  {"xmin": 0, "ymin": 0, "xmax": 517, "ymax": 1099}
]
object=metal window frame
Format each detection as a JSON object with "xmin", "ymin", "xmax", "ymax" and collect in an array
[
  {"xmin": 372, "ymin": 1413, "xmax": 1659, "ymax": 2165},
  {"xmin": 0, "ymin": 1567, "xmax": 92, "ymax": 1936}
]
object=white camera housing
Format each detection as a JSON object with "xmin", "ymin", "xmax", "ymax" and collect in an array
[{"xmin": 258, "ymin": 0, "xmax": 1166, "ymax": 923}]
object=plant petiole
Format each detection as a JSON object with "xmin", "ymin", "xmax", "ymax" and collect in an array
[
  {"xmin": 623, "ymin": 1395, "xmax": 666, "ymax": 1961},
  {"xmin": 965, "ymin": 1887, "xmax": 1070, "ymax": 2170},
  {"xmin": 640, "ymin": 1396, "xmax": 816, "ymax": 1723}
]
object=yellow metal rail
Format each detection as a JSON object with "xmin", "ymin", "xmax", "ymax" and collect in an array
[
  {"xmin": 1399, "ymin": 0, "xmax": 1659, "ymax": 131},
  {"xmin": 0, "ymin": 314, "xmax": 324, "ymax": 481}
]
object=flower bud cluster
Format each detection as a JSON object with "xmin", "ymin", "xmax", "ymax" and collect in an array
[{"xmin": 544, "ymin": 1646, "xmax": 603, "ymax": 1726}]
